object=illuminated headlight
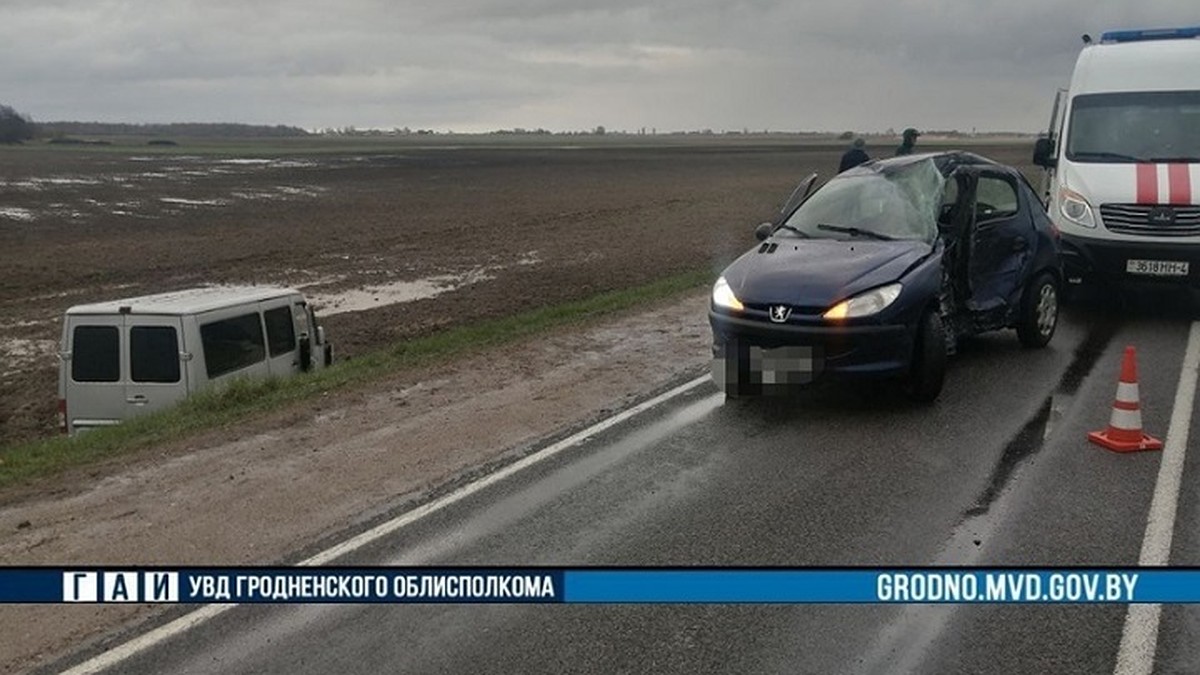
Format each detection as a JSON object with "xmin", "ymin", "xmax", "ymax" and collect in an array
[
  {"xmin": 1058, "ymin": 187, "xmax": 1096, "ymax": 228},
  {"xmin": 712, "ymin": 276, "xmax": 744, "ymax": 311},
  {"xmin": 824, "ymin": 283, "xmax": 902, "ymax": 320}
]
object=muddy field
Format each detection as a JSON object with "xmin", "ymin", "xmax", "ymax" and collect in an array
[{"xmin": 0, "ymin": 138, "xmax": 1038, "ymax": 445}]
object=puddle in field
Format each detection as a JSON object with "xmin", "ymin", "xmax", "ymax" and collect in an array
[
  {"xmin": 306, "ymin": 268, "xmax": 499, "ymax": 316},
  {"xmin": 1, "ymin": 177, "xmax": 103, "ymax": 189},
  {"xmin": 0, "ymin": 338, "xmax": 58, "ymax": 377},
  {"xmin": 2, "ymin": 157, "xmax": 329, "ymax": 222},
  {"xmin": 0, "ymin": 207, "xmax": 35, "ymax": 222},
  {"xmin": 159, "ymin": 197, "xmax": 228, "ymax": 207},
  {"xmin": 303, "ymin": 251, "xmax": 541, "ymax": 317}
]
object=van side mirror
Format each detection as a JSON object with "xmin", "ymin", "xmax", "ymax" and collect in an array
[
  {"xmin": 1033, "ymin": 138, "xmax": 1056, "ymax": 169},
  {"xmin": 317, "ymin": 326, "xmax": 326, "ymax": 345},
  {"xmin": 755, "ymin": 222, "xmax": 774, "ymax": 241},
  {"xmin": 299, "ymin": 334, "xmax": 313, "ymax": 371}
]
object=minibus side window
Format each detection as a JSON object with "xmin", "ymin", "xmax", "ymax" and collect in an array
[
  {"xmin": 200, "ymin": 313, "xmax": 266, "ymax": 378},
  {"xmin": 264, "ymin": 306, "xmax": 297, "ymax": 356},
  {"xmin": 72, "ymin": 325, "xmax": 120, "ymax": 382},
  {"xmin": 131, "ymin": 326, "xmax": 180, "ymax": 383}
]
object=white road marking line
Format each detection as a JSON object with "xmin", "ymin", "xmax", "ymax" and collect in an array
[
  {"xmin": 57, "ymin": 374, "xmax": 712, "ymax": 675},
  {"xmin": 304, "ymin": 375, "xmax": 710, "ymax": 566},
  {"xmin": 1114, "ymin": 321, "xmax": 1200, "ymax": 675}
]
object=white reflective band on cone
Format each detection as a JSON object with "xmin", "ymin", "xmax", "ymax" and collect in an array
[
  {"xmin": 1111, "ymin": 407, "xmax": 1144, "ymax": 431},
  {"xmin": 1117, "ymin": 382, "xmax": 1140, "ymax": 403}
]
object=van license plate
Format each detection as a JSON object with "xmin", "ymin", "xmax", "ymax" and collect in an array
[{"xmin": 1126, "ymin": 259, "xmax": 1189, "ymax": 277}]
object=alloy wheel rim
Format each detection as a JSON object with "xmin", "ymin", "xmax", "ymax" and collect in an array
[{"xmin": 1036, "ymin": 284, "xmax": 1057, "ymax": 336}]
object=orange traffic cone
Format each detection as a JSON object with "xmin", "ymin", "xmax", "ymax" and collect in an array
[{"xmin": 1088, "ymin": 346, "xmax": 1163, "ymax": 453}]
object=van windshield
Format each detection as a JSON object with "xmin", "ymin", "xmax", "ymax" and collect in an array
[{"xmin": 1067, "ymin": 90, "xmax": 1200, "ymax": 163}]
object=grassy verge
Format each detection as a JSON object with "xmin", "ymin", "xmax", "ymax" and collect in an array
[{"xmin": 0, "ymin": 270, "xmax": 711, "ymax": 489}]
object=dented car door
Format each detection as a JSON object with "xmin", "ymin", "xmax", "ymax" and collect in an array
[{"xmin": 965, "ymin": 169, "xmax": 1035, "ymax": 317}]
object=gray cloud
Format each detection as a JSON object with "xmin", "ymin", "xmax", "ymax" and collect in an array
[{"xmin": 1, "ymin": 0, "xmax": 1195, "ymax": 131}]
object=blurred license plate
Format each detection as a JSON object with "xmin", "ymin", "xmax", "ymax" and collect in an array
[
  {"xmin": 750, "ymin": 346, "xmax": 814, "ymax": 385},
  {"xmin": 1126, "ymin": 259, "xmax": 1189, "ymax": 276}
]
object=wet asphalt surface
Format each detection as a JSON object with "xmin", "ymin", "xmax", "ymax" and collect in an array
[{"xmin": 49, "ymin": 287, "xmax": 1200, "ymax": 675}]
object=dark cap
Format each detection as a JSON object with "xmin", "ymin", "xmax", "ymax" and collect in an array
[{"xmin": 903, "ymin": 127, "xmax": 921, "ymax": 139}]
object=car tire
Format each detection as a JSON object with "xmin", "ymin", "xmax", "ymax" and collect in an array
[
  {"xmin": 905, "ymin": 310, "xmax": 946, "ymax": 403},
  {"xmin": 1017, "ymin": 272, "xmax": 1059, "ymax": 348}
]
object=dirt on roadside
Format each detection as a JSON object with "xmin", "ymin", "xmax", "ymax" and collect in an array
[{"xmin": 0, "ymin": 290, "xmax": 713, "ymax": 674}]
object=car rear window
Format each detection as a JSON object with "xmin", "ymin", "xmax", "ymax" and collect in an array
[
  {"xmin": 131, "ymin": 326, "xmax": 181, "ymax": 383},
  {"xmin": 263, "ymin": 306, "xmax": 296, "ymax": 356},
  {"xmin": 200, "ymin": 313, "xmax": 266, "ymax": 378},
  {"xmin": 71, "ymin": 325, "xmax": 120, "ymax": 383}
]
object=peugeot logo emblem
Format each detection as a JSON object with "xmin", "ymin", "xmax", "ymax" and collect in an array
[
  {"xmin": 769, "ymin": 305, "xmax": 792, "ymax": 323},
  {"xmin": 1149, "ymin": 207, "xmax": 1176, "ymax": 226}
]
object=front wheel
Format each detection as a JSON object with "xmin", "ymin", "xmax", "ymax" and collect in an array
[
  {"xmin": 1017, "ymin": 272, "xmax": 1059, "ymax": 348},
  {"xmin": 905, "ymin": 310, "xmax": 946, "ymax": 403}
]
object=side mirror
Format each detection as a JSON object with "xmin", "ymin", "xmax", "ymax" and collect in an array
[
  {"xmin": 1032, "ymin": 137, "xmax": 1056, "ymax": 169},
  {"xmin": 755, "ymin": 222, "xmax": 774, "ymax": 241},
  {"xmin": 316, "ymin": 326, "xmax": 327, "ymax": 345}
]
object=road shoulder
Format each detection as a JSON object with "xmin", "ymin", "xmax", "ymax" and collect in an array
[{"xmin": 0, "ymin": 290, "xmax": 711, "ymax": 673}]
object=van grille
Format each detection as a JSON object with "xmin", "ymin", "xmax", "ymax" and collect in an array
[{"xmin": 1100, "ymin": 204, "xmax": 1200, "ymax": 237}]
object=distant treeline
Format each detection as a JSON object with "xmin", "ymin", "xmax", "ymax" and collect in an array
[{"xmin": 37, "ymin": 122, "xmax": 310, "ymax": 138}]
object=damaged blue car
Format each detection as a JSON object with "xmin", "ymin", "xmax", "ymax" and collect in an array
[{"xmin": 710, "ymin": 151, "xmax": 1063, "ymax": 402}]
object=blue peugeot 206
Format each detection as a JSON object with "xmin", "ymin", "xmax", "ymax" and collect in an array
[{"xmin": 710, "ymin": 151, "xmax": 1063, "ymax": 402}]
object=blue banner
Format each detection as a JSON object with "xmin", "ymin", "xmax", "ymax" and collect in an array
[{"xmin": 3, "ymin": 567, "xmax": 1200, "ymax": 604}]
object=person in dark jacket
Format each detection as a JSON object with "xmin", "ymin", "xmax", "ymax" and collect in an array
[
  {"xmin": 838, "ymin": 137, "xmax": 870, "ymax": 172},
  {"xmin": 895, "ymin": 128, "xmax": 921, "ymax": 156}
]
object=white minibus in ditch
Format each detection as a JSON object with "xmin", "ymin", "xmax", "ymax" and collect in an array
[{"xmin": 58, "ymin": 286, "xmax": 332, "ymax": 435}]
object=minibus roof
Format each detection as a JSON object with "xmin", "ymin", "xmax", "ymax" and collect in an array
[
  {"xmin": 1072, "ymin": 33, "xmax": 1200, "ymax": 95},
  {"xmin": 65, "ymin": 286, "xmax": 302, "ymax": 316}
]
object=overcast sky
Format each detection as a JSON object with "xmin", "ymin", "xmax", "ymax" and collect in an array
[{"xmin": 2, "ymin": 0, "xmax": 1196, "ymax": 133}]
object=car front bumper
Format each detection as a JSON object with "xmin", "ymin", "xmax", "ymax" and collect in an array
[{"xmin": 709, "ymin": 309, "xmax": 914, "ymax": 394}]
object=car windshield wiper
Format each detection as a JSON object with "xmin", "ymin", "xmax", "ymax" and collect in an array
[
  {"xmin": 775, "ymin": 223, "xmax": 810, "ymax": 238},
  {"xmin": 1143, "ymin": 156, "xmax": 1200, "ymax": 163},
  {"xmin": 1071, "ymin": 151, "xmax": 1146, "ymax": 163},
  {"xmin": 817, "ymin": 224, "xmax": 895, "ymax": 241}
]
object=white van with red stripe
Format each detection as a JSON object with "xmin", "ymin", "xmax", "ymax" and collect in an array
[{"xmin": 1033, "ymin": 26, "xmax": 1200, "ymax": 288}]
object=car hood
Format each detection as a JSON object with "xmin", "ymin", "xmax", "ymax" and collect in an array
[{"xmin": 722, "ymin": 238, "xmax": 933, "ymax": 308}]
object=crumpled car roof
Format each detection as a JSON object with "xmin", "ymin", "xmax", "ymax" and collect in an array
[{"xmin": 841, "ymin": 151, "xmax": 1009, "ymax": 178}]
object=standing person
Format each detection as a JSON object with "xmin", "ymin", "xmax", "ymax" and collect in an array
[
  {"xmin": 895, "ymin": 128, "xmax": 921, "ymax": 156},
  {"xmin": 838, "ymin": 137, "xmax": 870, "ymax": 172}
]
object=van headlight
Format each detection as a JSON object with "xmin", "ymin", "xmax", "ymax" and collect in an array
[
  {"xmin": 712, "ymin": 276, "xmax": 744, "ymax": 311},
  {"xmin": 1058, "ymin": 187, "xmax": 1096, "ymax": 228},
  {"xmin": 824, "ymin": 283, "xmax": 902, "ymax": 320}
]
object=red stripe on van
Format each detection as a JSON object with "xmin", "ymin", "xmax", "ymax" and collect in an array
[
  {"xmin": 1168, "ymin": 164, "xmax": 1192, "ymax": 205},
  {"xmin": 1136, "ymin": 164, "xmax": 1159, "ymax": 204}
]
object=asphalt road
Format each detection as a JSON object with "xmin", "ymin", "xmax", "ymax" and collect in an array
[{"xmin": 50, "ymin": 288, "xmax": 1200, "ymax": 675}]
